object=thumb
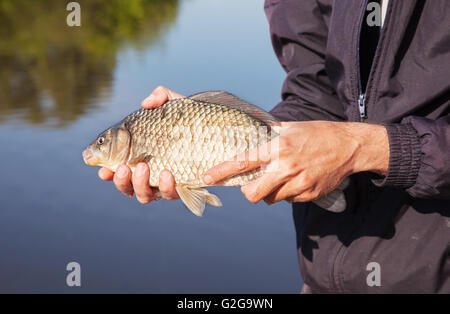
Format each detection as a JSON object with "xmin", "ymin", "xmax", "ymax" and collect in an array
[{"xmin": 141, "ymin": 86, "xmax": 185, "ymax": 109}]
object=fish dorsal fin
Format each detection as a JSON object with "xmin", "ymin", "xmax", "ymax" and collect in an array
[
  {"xmin": 175, "ymin": 185, "xmax": 223, "ymax": 217},
  {"xmin": 189, "ymin": 91, "xmax": 280, "ymax": 126}
]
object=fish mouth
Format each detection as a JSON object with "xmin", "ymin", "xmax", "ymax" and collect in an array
[{"xmin": 82, "ymin": 146, "xmax": 98, "ymax": 166}]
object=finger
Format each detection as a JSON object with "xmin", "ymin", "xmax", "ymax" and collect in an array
[
  {"xmin": 270, "ymin": 186, "xmax": 322, "ymax": 204},
  {"xmin": 131, "ymin": 163, "xmax": 155, "ymax": 204},
  {"xmin": 158, "ymin": 169, "xmax": 179, "ymax": 200},
  {"xmin": 203, "ymin": 142, "xmax": 271, "ymax": 185},
  {"xmin": 98, "ymin": 167, "xmax": 114, "ymax": 181},
  {"xmin": 141, "ymin": 86, "xmax": 185, "ymax": 109},
  {"xmin": 286, "ymin": 195, "xmax": 304, "ymax": 203},
  {"xmin": 141, "ymin": 86, "xmax": 168, "ymax": 109},
  {"xmin": 263, "ymin": 178, "xmax": 307, "ymax": 204},
  {"xmin": 264, "ymin": 189, "xmax": 281, "ymax": 205},
  {"xmin": 113, "ymin": 164, "xmax": 134, "ymax": 197},
  {"xmin": 241, "ymin": 172, "xmax": 284, "ymax": 204}
]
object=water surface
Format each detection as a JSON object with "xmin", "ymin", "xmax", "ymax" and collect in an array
[{"xmin": 0, "ymin": 0, "xmax": 301, "ymax": 293}]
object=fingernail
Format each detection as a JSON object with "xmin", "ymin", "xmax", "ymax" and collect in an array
[
  {"xmin": 203, "ymin": 175, "xmax": 213, "ymax": 185},
  {"xmin": 161, "ymin": 170, "xmax": 170, "ymax": 181},
  {"xmin": 136, "ymin": 163, "xmax": 146, "ymax": 175},
  {"xmin": 117, "ymin": 166, "xmax": 127, "ymax": 178}
]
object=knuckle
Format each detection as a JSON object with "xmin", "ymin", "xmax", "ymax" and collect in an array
[
  {"xmin": 119, "ymin": 187, "xmax": 133, "ymax": 197},
  {"xmin": 248, "ymin": 197, "xmax": 259, "ymax": 204},
  {"xmin": 286, "ymin": 197, "xmax": 295, "ymax": 203},
  {"xmin": 238, "ymin": 159, "xmax": 249, "ymax": 171},
  {"xmin": 284, "ymin": 161, "xmax": 297, "ymax": 172},
  {"xmin": 280, "ymin": 166, "xmax": 295, "ymax": 180},
  {"xmin": 155, "ymin": 85, "xmax": 166, "ymax": 94},
  {"xmin": 115, "ymin": 180, "xmax": 129, "ymax": 192},
  {"xmin": 131, "ymin": 182, "xmax": 143, "ymax": 194},
  {"xmin": 241, "ymin": 184, "xmax": 264, "ymax": 204},
  {"xmin": 293, "ymin": 195, "xmax": 307, "ymax": 202},
  {"xmin": 300, "ymin": 191, "xmax": 318, "ymax": 202},
  {"xmin": 298, "ymin": 173, "xmax": 313, "ymax": 189},
  {"xmin": 158, "ymin": 183, "xmax": 170, "ymax": 194},
  {"xmin": 295, "ymin": 182, "xmax": 307, "ymax": 192},
  {"xmin": 273, "ymin": 194, "xmax": 283, "ymax": 203},
  {"xmin": 245, "ymin": 192, "xmax": 259, "ymax": 204},
  {"xmin": 310, "ymin": 190, "xmax": 320, "ymax": 200},
  {"xmin": 160, "ymin": 186, "xmax": 177, "ymax": 200},
  {"xmin": 301, "ymin": 193, "xmax": 312, "ymax": 202},
  {"xmin": 160, "ymin": 189, "xmax": 176, "ymax": 200}
]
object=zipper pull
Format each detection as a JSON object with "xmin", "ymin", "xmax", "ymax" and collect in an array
[{"xmin": 358, "ymin": 94, "xmax": 366, "ymax": 119}]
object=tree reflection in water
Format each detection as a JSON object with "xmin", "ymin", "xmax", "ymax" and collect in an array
[{"xmin": 0, "ymin": 0, "xmax": 179, "ymax": 127}]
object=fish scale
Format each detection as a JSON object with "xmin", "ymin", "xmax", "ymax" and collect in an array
[{"xmin": 123, "ymin": 98, "xmax": 269, "ymax": 188}]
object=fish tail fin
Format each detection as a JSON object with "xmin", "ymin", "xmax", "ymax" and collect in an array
[
  {"xmin": 175, "ymin": 185, "xmax": 222, "ymax": 217},
  {"xmin": 312, "ymin": 178, "xmax": 350, "ymax": 213}
]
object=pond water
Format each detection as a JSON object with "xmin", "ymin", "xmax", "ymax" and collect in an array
[{"xmin": 0, "ymin": 0, "xmax": 301, "ymax": 293}]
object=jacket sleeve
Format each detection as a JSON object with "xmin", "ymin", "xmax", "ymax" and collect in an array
[
  {"xmin": 264, "ymin": 0, "xmax": 346, "ymax": 122},
  {"xmin": 374, "ymin": 115, "xmax": 450, "ymax": 199}
]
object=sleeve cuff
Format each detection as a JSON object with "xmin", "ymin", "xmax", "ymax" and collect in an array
[{"xmin": 372, "ymin": 123, "xmax": 422, "ymax": 188}]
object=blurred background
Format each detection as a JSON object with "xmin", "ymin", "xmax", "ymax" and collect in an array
[{"xmin": 0, "ymin": 0, "xmax": 301, "ymax": 293}]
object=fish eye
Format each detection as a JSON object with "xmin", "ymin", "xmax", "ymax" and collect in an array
[{"xmin": 97, "ymin": 137, "xmax": 105, "ymax": 145}]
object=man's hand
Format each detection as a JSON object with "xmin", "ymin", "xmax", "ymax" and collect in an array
[
  {"xmin": 203, "ymin": 121, "xmax": 389, "ymax": 205},
  {"xmin": 98, "ymin": 86, "xmax": 184, "ymax": 204}
]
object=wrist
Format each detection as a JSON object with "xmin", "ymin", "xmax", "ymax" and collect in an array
[{"xmin": 345, "ymin": 123, "xmax": 390, "ymax": 176}]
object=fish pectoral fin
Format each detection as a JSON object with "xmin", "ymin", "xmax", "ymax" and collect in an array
[
  {"xmin": 205, "ymin": 192, "xmax": 223, "ymax": 207},
  {"xmin": 175, "ymin": 185, "xmax": 222, "ymax": 217}
]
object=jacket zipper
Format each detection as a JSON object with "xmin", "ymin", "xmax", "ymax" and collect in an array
[
  {"xmin": 358, "ymin": 94, "xmax": 366, "ymax": 119},
  {"xmin": 331, "ymin": 0, "xmax": 393, "ymax": 293},
  {"xmin": 356, "ymin": 0, "xmax": 391, "ymax": 121},
  {"xmin": 329, "ymin": 1, "xmax": 371, "ymax": 294}
]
